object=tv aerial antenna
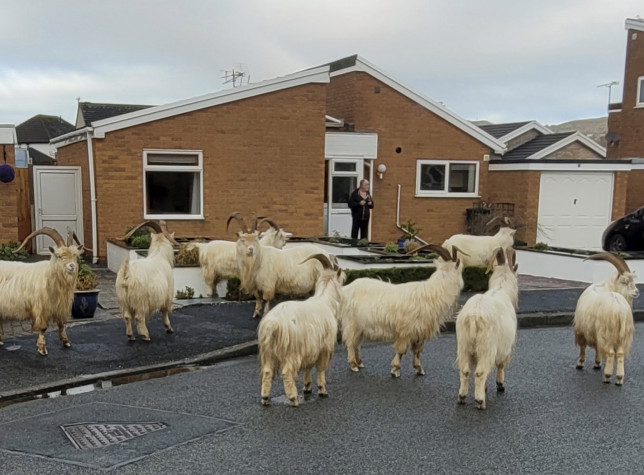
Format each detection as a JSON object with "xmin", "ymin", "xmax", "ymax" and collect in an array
[
  {"xmin": 597, "ymin": 80, "xmax": 619, "ymax": 110},
  {"xmin": 222, "ymin": 64, "xmax": 251, "ymax": 88}
]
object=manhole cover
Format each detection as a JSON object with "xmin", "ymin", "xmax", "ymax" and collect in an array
[{"xmin": 61, "ymin": 422, "xmax": 167, "ymax": 450}]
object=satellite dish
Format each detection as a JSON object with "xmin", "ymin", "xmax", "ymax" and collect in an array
[{"xmin": 605, "ymin": 131, "xmax": 620, "ymax": 144}]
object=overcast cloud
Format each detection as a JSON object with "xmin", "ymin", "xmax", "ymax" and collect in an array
[{"xmin": 1, "ymin": 0, "xmax": 641, "ymax": 127}]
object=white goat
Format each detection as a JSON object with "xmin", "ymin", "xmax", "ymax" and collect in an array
[
  {"xmin": 0, "ymin": 228, "xmax": 84, "ymax": 355},
  {"xmin": 339, "ymin": 244, "xmax": 465, "ymax": 377},
  {"xmin": 573, "ymin": 252, "xmax": 638, "ymax": 385},
  {"xmin": 259, "ymin": 254, "xmax": 344, "ymax": 406},
  {"xmin": 456, "ymin": 248, "xmax": 518, "ymax": 410},
  {"xmin": 188, "ymin": 215, "xmax": 289, "ymax": 297},
  {"xmin": 228, "ymin": 213, "xmax": 329, "ymax": 318},
  {"xmin": 116, "ymin": 220, "xmax": 179, "ymax": 341},
  {"xmin": 442, "ymin": 216, "xmax": 516, "ymax": 267}
]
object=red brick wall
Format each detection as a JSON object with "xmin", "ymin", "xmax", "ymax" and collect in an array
[
  {"xmin": 329, "ymin": 71, "xmax": 493, "ymax": 245},
  {"xmin": 487, "ymin": 170, "xmax": 541, "ymax": 245},
  {"xmin": 606, "ymin": 27, "xmax": 644, "ymax": 159},
  {"xmin": 0, "ymin": 144, "xmax": 18, "ymax": 243},
  {"xmin": 625, "ymin": 169, "xmax": 644, "ymax": 212},
  {"xmin": 58, "ymin": 83, "xmax": 327, "ymax": 260},
  {"xmin": 612, "ymin": 171, "xmax": 629, "ymax": 220},
  {"xmin": 547, "ymin": 142, "xmax": 602, "ymax": 159}
]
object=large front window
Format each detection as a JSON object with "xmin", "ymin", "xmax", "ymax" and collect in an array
[
  {"xmin": 143, "ymin": 150, "xmax": 203, "ymax": 219},
  {"xmin": 637, "ymin": 76, "xmax": 644, "ymax": 107},
  {"xmin": 416, "ymin": 160, "xmax": 479, "ymax": 197}
]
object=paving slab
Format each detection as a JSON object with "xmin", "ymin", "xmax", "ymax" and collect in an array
[{"xmin": 0, "ymin": 401, "xmax": 240, "ymax": 470}]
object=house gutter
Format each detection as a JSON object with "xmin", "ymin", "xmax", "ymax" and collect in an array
[
  {"xmin": 86, "ymin": 129, "xmax": 99, "ymax": 264},
  {"xmin": 396, "ymin": 184, "xmax": 428, "ymax": 245}
]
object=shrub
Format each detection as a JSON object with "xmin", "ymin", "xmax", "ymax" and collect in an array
[
  {"xmin": 461, "ymin": 266, "xmax": 489, "ymax": 292},
  {"xmin": 357, "ymin": 238, "xmax": 370, "ymax": 247},
  {"xmin": 383, "ymin": 242, "xmax": 399, "ymax": 253},
  {"xmin": 176, "ymin": 244, "xmax": 199, "ymax": 266},
  {"xmin": 176, "ymin": 286, "xmax": 195, "ymax": 299},
  {"xmin": 403, "ymin": 240, "xmax": 422, "ymax": 255},
  {"xmin": 130, "ymin": 234, "xmax": 151, "ymax": 249},
  {"xmin": 533, "ymin": 242, "xmax": 549, "ymax": 250},
  {"xmin": 226, "ymin": 277, "xmax": 256, "ymax": 301},
  {"xmin": 0, "ymin": 241, "xmax": 28, "ymax": 261},
  {"xmin": 76, "ymin": 258, "xmax": 99, "ymax": 291}
]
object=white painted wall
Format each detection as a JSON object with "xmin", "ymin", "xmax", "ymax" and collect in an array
[{"xmin": 516, "ymin": 249, "xmax": 644, "ymax": 284}]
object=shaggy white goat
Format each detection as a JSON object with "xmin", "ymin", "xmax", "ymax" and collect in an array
[
  {"xmin": 188, "ymin": 215, "xmax": 289, "ymax": 296},
  {"xmin": 116, "ymin": 220, "xmax": 179, "ymax": 341},
  {"xmin": 0, "ymin": 227, "xmax": 84, "ymax": 355},
  {"xmin": 259, "ymin": 254, "xmax": 344, "ymax": 406},
  {"xmin": 456, "ymin": 248, "xmax": 518, "ymax": 410},
  {"xmin": 228, "ymin": 213, "xmax": 328, "ymax": 318},
  {"xmin": 442, "ymin": 216, "xmax": 516, "ymax": 267},
  {"xmin": 573, "ymin": 252, "xmax": 638, "ymax": 385},
  {"xmin": 339, "ymin": 244, "xmax": 465, "ymax": 377}
]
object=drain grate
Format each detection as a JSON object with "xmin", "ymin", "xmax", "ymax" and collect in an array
[{"xmin": 61, "ymin": 422, "xmax": 167, "ymax": 450}]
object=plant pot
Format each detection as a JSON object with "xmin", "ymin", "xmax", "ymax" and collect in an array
[
  {"xmin": 397, "ymin": 238, "xmax": 406, "ymax": 249},
  {"xmin": 72, "ymin": 289, "xmax": 101, "ymax": 319}
]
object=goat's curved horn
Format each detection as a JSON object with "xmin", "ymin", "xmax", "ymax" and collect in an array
[
  {"xmin": 117, "ymin": 220, "xmax": 163, "ymax": 241},
  {"xmin": 67, "ymin": 229, "xmax": 93, "ymax": 252},
  {"xmin": 485, "ymin": 216, "xmax": 503, "ymax": 231},
  {"xmin": 14, "ymin": 227, "xmax": 66, "ymax": 253},
  {"xmin": 451, "ymin": 245, "xmax": 469, "ymax": 262},
  {"xmin": 226, "ymin": 212, "xmax": 248, "ymax": 233},
  {"xmin": 158, "ymin": 220, "xmax": 180, "ymax": 246},
  {"xmin": 585, "ymin": 252, "xmax": 630, "ymax": 275},
  {"xmin": 486, "ymin": 247, "xmax": 505, "ymax": 274},
  {"xmin": 300, "ymin": 253, "xmax": 335, "ymax": 270},
  {"xmin": 416, "ymin": 244, "xmax": 452, "ymax": 262},
  {"xmin": 250, "ymin": 214, "xmax": 259, "ymax": 232},
  {"xmin": 503, "ymin": 216, "xmax": 513, "ymax": 227},
  {"xmin": 258, "ymin": 218, "xmax": 280, "ymax": 230}
]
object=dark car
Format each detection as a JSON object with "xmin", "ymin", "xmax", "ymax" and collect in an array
[{"xmin": 602, "ymin": 206, "xmax": 644, "ymax": 252}]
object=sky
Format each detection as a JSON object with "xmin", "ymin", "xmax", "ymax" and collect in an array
[{"xmin": 1, "ymin": 0, "xmax": 641, "ymax": 127}]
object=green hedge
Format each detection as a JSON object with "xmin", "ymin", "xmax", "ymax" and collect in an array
[{"xmin": 225, "ymin": 265, "xmax": 489, "ymax": 300}]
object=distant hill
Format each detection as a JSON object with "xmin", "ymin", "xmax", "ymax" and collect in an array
[{"xmin": 547, "ymin": 117, "xmax": 607, "ymax": 147}]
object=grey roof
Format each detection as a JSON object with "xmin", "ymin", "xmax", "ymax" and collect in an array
[
  {"xmin": 78, "ymin": 102, "xmax": 154, "ymax": 125},
  {"xmin": 478, "ymin": 121, "xmax": 531, "ymax": 139},
  {"xmin": 28, "ymin": 147, "xmax": 55, "ymax": 165},
  {"xmin": 327, "ymin": 54, "xmax": 358, "ymax": 73},
  {"xmin": 16, "ymin": 115, "xmax": 75, "ymax": 143},
  {"xmin": 501, "ymin": 132, "xmax": 575, "ymax": 160}
]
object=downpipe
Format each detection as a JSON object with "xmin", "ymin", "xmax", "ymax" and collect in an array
[{"xmin": 396, "ymin": 184, "xmax": 428, "ymax": 245}]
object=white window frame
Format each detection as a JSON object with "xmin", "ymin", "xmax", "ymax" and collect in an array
[
  {"xmin": 415, "ymin": 159, "xmax": 480, "ymax": 198},
  {"xmin": 637, "ymin": 76, "xmax": 644, "ymax": 107},
  {"xmin": 142, "ymin": 149, "xmax": 204, "ymax": 220}
]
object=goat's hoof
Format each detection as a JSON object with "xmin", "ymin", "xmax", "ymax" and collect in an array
[
  {"xmin": 127, "ymin": 335, "xmax": 135, "ymax": 341},
  {"xmin": 603, "ymin": 377, "xmax": 611, "ymax": 384},
  {"xmin": 576, "ymin": 364, "xmax": 584, "ymax": 370},
  {"xmin": 349, "ymin": 366, "xmax": 360, "ymax": 372},
  {"xmin": 358, "ymin": 362, "xmax": 364, "ymax": 368},
  {"xmin": 252, "ymin": 314, "xmax": 259, "ymax": 319},
  {"xmin": 318, "ymin": 392, "xmax": 329, "ymax": 398},
  {"xmin": 496, "ymin": 382, "xmax": 505, "ymax": 392},
  {"xmin": 261, "ymin": 396, "xmax": 270, "ymax": 406},
  {"xmin": 166, "ymin": 328, "xmax": 174, "ymax": 334},
  {"xmin": 615, "ymin": 377, "xmax": 624, "ymax": 386},
  {"xmin": 303, "ymin": 387, "xmax": 313, "ymax": 394},
  {"xmin": 457, "ymin": 395, "xmax": 466, "ymax": 405},
  {"xmin": 475, "ymin": 399, "xmax": 485, "ymax": 410},
  {"xmin": 63, "ymin": 342, "xmax": 71, "ymax": 348},
  {"xmin": 390, "ymin": 372, "xmax": 400, "ymax": 378},
  {"xmin": 38, "ymin": 348, "xmax": 48, "ymax": 356},
  {"xmin": 593, "ymin": 364, "xmax": 602, "ymax": 370},
  {"xmin": 415, "ymin": 368, "xmax": 425, "ymax": 376},
  {"xmin": 289, "ymin": 397, "xmax": 299, "ymax": 407},
  {"xmin": 0, "ymin": 341, "xmax": 4, "ymax": 346},
  {"xmin": 142, "ymin": 337, "xmax": 151, "ymax": 342}
]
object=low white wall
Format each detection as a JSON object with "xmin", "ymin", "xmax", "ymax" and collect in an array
[
  {"xmin": 173, "ymin": 266, "xmax": 212, "ymax": 299},
  {"xmin": 336, "ymin": 256, "xmax": 434, "ymax": 270},
  {"xmin": 106, "ymin": 241, "xmax": 139, "ymax": 273},
  {"xmin": 516, "ymin": 249, "xmax": 644, "ymax": 284},
  {"xmin": 285, "ymin": 241, "xmax": 379, "ymax": 256}
]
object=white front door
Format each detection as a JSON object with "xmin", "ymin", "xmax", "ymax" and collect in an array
[
  {"xmin": 537, "ymin": 171, "xmax": 613, "ymax": 250},
  {"xmin": 33, "ymin": 166, "xmax": 84, "ymax": 254},
  {"xmin": 325, "ymin": 159, "xmax": 363, "ymax": 237}
]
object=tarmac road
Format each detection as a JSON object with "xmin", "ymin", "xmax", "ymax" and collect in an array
[{"xmin": 0, "ymin": 323, "xmax": 641, "ymax": 473}]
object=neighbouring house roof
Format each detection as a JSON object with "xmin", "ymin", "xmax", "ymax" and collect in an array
[
  {"xmin": 500, "ymin": 131, "xmax": 606, "ymax": 160},
  {"xmin": 327, "ymin": 55, "xmax": 506, "ymax": 154},
  {"xmin": 28, "ymin": 147, "xmax": 55, "ymax": 165},
  {"xmin": 16, "ymin": 115, "xmax": 74, "ymax": 143},
  {"xmin": 76, "ymin": 102, "xmax": 154, "ymax": 128},
  {"xmin": 625, "ymin": 17, "xmax": 644, "ymax": 32},
  {"xmin": 478, "ymin": 121, "xmax": 531, "ymax": 138},
  {"xmin": 0, "ymin": 124, "xmax": 16, "ymax": 144},
  {"xmin": 54, "ymin": 65, "xmax": 331, "ymax": 144}
]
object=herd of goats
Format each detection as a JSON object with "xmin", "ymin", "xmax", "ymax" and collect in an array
[{"xmin": 0, "ymin": 213, "xmax": 638, "ymax": 410}]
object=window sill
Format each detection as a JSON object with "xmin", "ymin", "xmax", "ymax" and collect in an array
[
  {"xmin": 635, "ymin": 104, "xmax": 644, "ymax": 109},
  {"xmin": 415, "ymin": 193, "xmax": 481, "ymax": 199},
  {"xmin": 144, "ymin": 214, "xmax": 205, "ymax": 220}
]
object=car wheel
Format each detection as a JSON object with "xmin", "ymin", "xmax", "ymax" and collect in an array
[{"xmin": 607, "ymin": 234, "xmax": 627, "ymax": 252}]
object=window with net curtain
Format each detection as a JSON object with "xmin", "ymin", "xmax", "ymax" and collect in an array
[
  {"xmin": 417, "ymin": 160, "xmax": 478, "ymax": 195},
  {"xmin": 144, "ymin": 151, "xmax": 203, "ymax": 217}
]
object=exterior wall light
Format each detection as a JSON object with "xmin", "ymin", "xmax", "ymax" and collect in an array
[{"xmin": 377, "ymin": 163, "xmax": 387, "ymax": 179}]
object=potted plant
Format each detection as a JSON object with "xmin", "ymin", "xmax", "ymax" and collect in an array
[
  {"xmin": 398, "ymin": 219, "xmax": 421, "ymax": 249},
  {"xmin": 72, "ymin": 258, "xmax": 101, "ymax": 318}
]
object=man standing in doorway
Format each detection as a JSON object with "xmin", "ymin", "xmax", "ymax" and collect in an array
[{"xmin": 348, "ymin": 179, "xmax": 374, "ymax": 240}]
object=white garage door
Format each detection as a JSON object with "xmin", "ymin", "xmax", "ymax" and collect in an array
[{"xmin": 537, "ymin": 172, "xmax": 613, "ymax": 250}]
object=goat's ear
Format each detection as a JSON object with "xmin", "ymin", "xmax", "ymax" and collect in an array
[
  {"xmin": 236, "ymin": 231, "xmax": 242, "ymax": 238},
  {"xmin": 77, "ymin": 245, "xmax": 85, "ymax": 255},
  {"xmin": 48, "ymin": 246, "xmax": 56, "ymax": 256},
  {"xmin": 513, "ymin": 264, "xmax": 518, "ymax": 272}
]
